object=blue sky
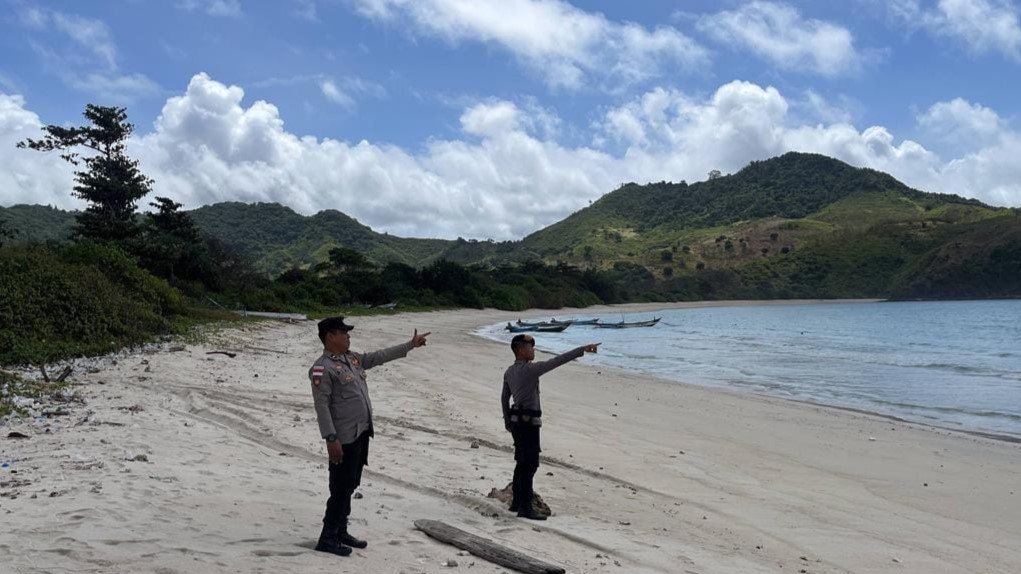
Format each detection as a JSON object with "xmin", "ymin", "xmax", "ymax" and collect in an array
[{"xmin": 2, "ymin": 0, "xmax": 1021, "ymax": 239}]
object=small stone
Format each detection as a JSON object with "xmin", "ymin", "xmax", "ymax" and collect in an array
[
  {"xmin": 444, "ymin": 559, "xmax": 458, "ymax": 567},
  {"xmin": 892, "ymin": 558, "xmax": 901, "ymax": 563},
  {"xmin": 868, "ymin": 437, "xmax": 876, "ymax": 441},
  {"xmin": 923, "ymin": 483, "xmax": 928, "ymax": 487},
  {"xmin": 618, "ymin": 520, "xmax": 630, "ymax": 526},
  {"xmin": 353, "ymin": 492, "xmax": 363, "ymax": 499},
  {"xmin": 470, "ymin": 441, "xmax": 479, "ymax": 449},
  {"xmin": 133, "ymin": 454, "xmax": 149, "ymax": 462}
]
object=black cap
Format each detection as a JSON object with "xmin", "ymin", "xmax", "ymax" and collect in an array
[{"xmin": 318, "ymin": 316, "xmax": 354, "ymax": 341}]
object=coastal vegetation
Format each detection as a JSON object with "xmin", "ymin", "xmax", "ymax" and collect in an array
[{"xmin": 3, "ymin": 105, "xmax": 1019, "ymax": 366}]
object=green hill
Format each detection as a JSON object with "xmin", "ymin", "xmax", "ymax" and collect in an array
[
  {"xmin": 0, "ymin": 204, "xmax": 75, "ymax": 243},
  {"xmin": 187, "ymin": 202, "xmax": 452, "ymax": 273},
  {"xmin": 3, "ymin": 152, "xmax": 1019, "ymax": 298},
  {"xmin": 515, "ymin": 152, "xmax": 1020, "ymax": 299}
]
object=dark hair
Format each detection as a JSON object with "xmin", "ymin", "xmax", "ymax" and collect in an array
[{"xmin": 510, "ymin": 334, "xmax": 535, "ymax": 355}]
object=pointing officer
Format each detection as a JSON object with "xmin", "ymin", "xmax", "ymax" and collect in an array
[
  {"xmin": 309, "ymin": 316, "xmax": 430, "ymax": 556},
  {"xmin": 501, "ymin": 334, "xmax": 599, "ymax": 520}
]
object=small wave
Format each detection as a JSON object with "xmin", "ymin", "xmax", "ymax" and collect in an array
[{"xmin": 867, "ymin": 399, "xmax": 1021, "ymax": 422}]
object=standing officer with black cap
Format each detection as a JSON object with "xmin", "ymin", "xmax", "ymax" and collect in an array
[
  {"xmin": 501, "ymin": 333, "xmax": 599, "ymax": 520},
  {"xmin": 309, "ymin": 316, "xmax": 430, "ymax": 556}
]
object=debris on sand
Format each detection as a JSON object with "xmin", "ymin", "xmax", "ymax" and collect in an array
[{"xmin": 486, "ymin": 482, "xmax": 551, "ymax": 517}]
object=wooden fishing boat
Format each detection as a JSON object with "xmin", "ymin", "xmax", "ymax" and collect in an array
[
  {"xmin": 506, "ymin": 322, "xmax": 569, "ymax": 333},
  {"xmin": 535, "ymin": 323, "xmax": 569, "ymax": 333},
  {"xmin": 549, "ymin": 318, "xmax": 599, "ymax": 325},
  {"xmin": 594, "ymin": 317, "xmax": 661, "ymax": 329}
]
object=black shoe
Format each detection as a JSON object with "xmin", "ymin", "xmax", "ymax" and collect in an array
[
  {"xmin": 316, "ymin": 525, "xmax": 353, "ymax": 556},
  {"xmin": 516, "ymin": 509, "xmax": 547, "ymax": 521},
  {"xmin": 315, "ymin": 539, "xmax": 352, "ymax": 556},
  {"xmin": 338, "ymin": 530, "xmax": 368, "ymax": 549},
  {"xmin": 508, "ymin": 502, "xmax": 519, "ymax": 513}
]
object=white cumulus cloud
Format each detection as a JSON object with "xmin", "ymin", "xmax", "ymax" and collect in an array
[
  {"xmin": 0, "ymin": 94, "xmax": 78, "ymax": 208},
  {"xmin": 3, "ymin": 75, "xmax": 1019, "ymax": 242}
]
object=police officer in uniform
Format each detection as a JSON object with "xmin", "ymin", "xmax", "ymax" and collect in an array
[
  {"xmin": 309, "ymin": 317, "xmax": 430, "ymax": 556},
  {"xmin": 501, "ymin": 334, "xmax": 599, "ymax": 520}
]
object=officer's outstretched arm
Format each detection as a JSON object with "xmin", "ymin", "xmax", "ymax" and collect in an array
[
  {"xmin": 530, "ymin": 345, "xmax": 588, "ymax": 377},
  {"xmin": 358, "ymin": 329, "xmax": 430, "ymax": 369}
]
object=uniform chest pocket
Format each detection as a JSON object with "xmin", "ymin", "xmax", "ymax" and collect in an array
[{"xmin": 340, "ymin": 389, "xmax": 360, "ymax": 400}]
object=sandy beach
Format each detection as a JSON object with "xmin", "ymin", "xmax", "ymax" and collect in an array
[{"xmin": 2, "ymin": 301, "xmax": 1019, "ymax": 573}]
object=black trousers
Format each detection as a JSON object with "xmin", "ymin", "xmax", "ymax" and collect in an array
[
  {"xmin": 323, "ymin": 431, "xmax": 370, "ymax": 531},
  {"xmin": 510, "ymin": 424, "xmax": 541, "ymax": 509}
]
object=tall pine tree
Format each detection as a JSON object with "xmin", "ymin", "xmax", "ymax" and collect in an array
[{"xmin": 17, "ymin": 105, "xmax": 152, "ymax": 242}]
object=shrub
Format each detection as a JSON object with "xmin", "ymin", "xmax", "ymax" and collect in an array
[{"xmin": 0, "ymin": 244, "xmax": 184, "ymax": 364}]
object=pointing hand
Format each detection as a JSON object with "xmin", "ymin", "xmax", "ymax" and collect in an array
[{"xmin": 411, "ymin": 329, "xmax": 431, "ymax": 348}]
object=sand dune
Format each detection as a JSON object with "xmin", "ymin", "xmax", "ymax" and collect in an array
[{"xmin": 2, "ymin": 302, "xmax": 1019, "ymax": 573}]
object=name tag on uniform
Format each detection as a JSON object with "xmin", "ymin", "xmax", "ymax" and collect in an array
[{"xmin": 344, "ymin": 374, "xmax": 354, "ymax": 383}]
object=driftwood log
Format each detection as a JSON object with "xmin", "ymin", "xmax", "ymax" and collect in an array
[
  {"xmin": 414, "ymin": 519, "xmax": 565, "ymax": 574},
  {"xmin": 38, "ymin": 365, "xmax": 72, "ymax": 383}
]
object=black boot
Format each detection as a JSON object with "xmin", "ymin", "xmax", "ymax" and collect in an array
[
  {"xmin": 516, "ymin": 508, "xmax": 548, "ymax": 520},
  {"xmin": 315, "ymin": 524, "xmax": 352, "ymax": 556},
  {"xmin": 338, "ymin": 528, "xmax": 368, "ymax": 549}
]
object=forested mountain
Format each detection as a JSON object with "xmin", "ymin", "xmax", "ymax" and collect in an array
[{"xmin": 4, "ymin": 152, "xmax": 1019, "ymax": 299}]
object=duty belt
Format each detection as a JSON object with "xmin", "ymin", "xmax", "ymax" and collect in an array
[{"xmin": 509, "ymin": 407, "xmax": 542, "ymax": 424}]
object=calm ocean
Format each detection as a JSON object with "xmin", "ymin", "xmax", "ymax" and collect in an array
[{"xmin": 478, "ymin": 301, "xmax": 1021, "ymax": 439}]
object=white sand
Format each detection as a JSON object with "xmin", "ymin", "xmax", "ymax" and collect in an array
[{"xmin": 2, "ymin": 301, "xmax": 1019, "ymax": 573}]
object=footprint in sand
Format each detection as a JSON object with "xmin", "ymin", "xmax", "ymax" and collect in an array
[{"xmin": 253, "ymin": 549, "xmax": 305, "ymax": 557}]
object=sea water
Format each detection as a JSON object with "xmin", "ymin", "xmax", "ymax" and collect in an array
[{"xmin": 477, "ymin": 301, "xmax": 1021, "ymax": 439}]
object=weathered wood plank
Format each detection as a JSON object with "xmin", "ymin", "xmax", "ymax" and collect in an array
[{"xmin": 414, "ymin": 519, "xmax": 566, "ymax": 574}]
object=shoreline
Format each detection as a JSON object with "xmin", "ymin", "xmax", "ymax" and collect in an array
[
  {"xmin": 472, "ymin": 298, "xmax": 1021, "ymax": 445},
  {"xmin": 2, "ymin": 303, "xmax": 1018, "ymax": 573}
]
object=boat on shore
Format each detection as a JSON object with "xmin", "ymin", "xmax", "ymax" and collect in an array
[
  {"xmin": 506, "ymin": 322, "xmax": 571, "ymax": 333},
  {"xmin": 595, "ymin": 317, "xmax": 661, "ymax": 329},
  {"xmin": 550, "ymin": 318, "xmax": 599, "ymax": 325}
]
